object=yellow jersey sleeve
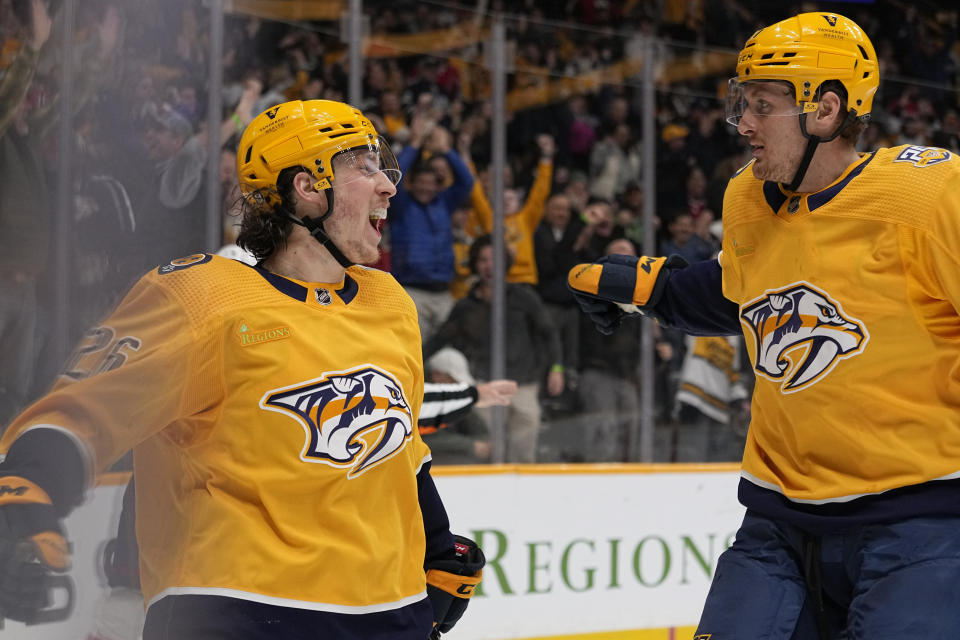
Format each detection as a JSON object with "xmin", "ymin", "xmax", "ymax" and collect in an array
[
  {"xmin": 925, "ymin": 170, "xmax": 960, "ymax": 312},
  {"xmin": 1, "ymin": 270, "xmax": 219, "ymax": 473}
]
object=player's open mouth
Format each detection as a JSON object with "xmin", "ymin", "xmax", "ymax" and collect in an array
[{"xmin": 369, "ymin": 208, "xmax": 387, "ymax": 234}]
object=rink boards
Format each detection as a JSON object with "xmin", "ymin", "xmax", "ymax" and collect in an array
[{"xmin": 9, "ymin": 464, "xmax": 744, "ymax": 640}]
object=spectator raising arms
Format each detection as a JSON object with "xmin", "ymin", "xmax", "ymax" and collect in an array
[
  {"xmin": 390, "ymin": 113, "xmax": 474, "ymax": 341},
  {"xmin": 468, "ymin": 133, "xmax": 556, "ymax": 286}
]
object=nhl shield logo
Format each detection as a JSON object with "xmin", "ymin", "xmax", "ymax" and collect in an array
[
  {"xmin": 740, "ymin": 282, "xmax": 868, "ymax": 393},
  {"xmin": 261, "ymin": 365, "xmax": 414, "ymax": 477},
  {"xmin": 315, "ymin": 288, "xmax": 332, "ymax": 305}
]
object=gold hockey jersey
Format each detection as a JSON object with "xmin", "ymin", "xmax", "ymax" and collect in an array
[
  {"xmin": 720, "ymin": 145, "xmax": 960, "ymax": 506},
  {"xmin": 2, "ymin": 255, "xmax": 435, "ymax": 612}
]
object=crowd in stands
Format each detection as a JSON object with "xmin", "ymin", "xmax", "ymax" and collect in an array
[{"xmin": 1, "ymin": 0, "xmax": 957, "ymax": 463}]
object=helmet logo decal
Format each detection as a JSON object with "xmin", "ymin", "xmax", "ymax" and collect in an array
[
  {"xmin": 740, "ymin": 282, "xmax": 868, "ymax": 393},
  {"xmin": 265, "ymin": 106, "xmax": 280, "ymax": 119},
  {"xmin": 261, "ymin": 365, "xmax": 414, "ymax": 477},
  {"xmin": 822, "ymin": 15, "xmax": 838, "ymax": 27}
]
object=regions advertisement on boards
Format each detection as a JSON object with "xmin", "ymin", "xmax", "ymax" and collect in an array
[{"xmin": 7, "ymin": 466, "xmax": 744, "ymax": 640}]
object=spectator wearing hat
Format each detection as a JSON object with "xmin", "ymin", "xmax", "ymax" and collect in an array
[
  {"xmin": 421, "ymin": 348, "xmax": 492, "ymax": 465},
  {"xmin": 657, "ymin": 121, "xmax": 693, "ymax": 213}
]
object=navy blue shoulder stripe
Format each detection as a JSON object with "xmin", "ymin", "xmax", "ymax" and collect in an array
[
  {"xmin": 808, "ymin": 151, "xmax": 877, "ymax": 211},
  {"xmin": 248, "ymin": 263, "xmax": 308, "ymax": 301},
  {"xmin": 336, "ymin": 273, "xmax": 358, "ymax": 305}
]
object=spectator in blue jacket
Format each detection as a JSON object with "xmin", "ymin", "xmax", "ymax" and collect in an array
[{"xmin": 391, "ymin": 114, "xmax": 474, "ymax": 340}]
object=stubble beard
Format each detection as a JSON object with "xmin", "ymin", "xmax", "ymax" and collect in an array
[
  {"xmin": 343, "ymin": 234, "xmax": 381, "ymax": 265},
  {"xmin": 752, "ymin": 152, "xmax": 800, "ymax": 185}
]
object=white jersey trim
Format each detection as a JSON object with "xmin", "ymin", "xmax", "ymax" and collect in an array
[
  {"xmin": 741, "ymin": 469, "xmax": 960, "ymax": 505},
  {"xmin": 414, "ymin": 452, "xmax": 433, "ymax": 475},
  {"xmin": 146, "ymin": 586, "xmax": 428, "ymax": 614}
]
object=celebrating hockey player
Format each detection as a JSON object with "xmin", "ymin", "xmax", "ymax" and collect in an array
[
  {"xmin": 0, "ymin": 100, "xmax": 483, "ymax": 639},
  {"xmin": 569, "ymin": 12, "xmax": 960, "ymax": 638}
]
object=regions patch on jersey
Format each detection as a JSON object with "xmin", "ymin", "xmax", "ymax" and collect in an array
[
  {"xmin": 740, "ymin": 282, "xmax": 869, "ymax": 393},
  {"xmin": 893, "ymin": 145, "xmax": 952, "ymax": 168},
  {"xmin": 157, "ymin": 253, "xmax": 213, "ymax": 274},
  {"xmin": 236, "ymin": 322, "xmax": 292, "ymax": 347},
  {"xmin": 261, "ymin": 365, "xmax": 414, "ymax": 478}
]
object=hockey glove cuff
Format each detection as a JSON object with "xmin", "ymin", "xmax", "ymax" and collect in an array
[
  {"xmin": 567, "ymin": 254, "xmax": 688, "ymax": 334},
  {"xmin": 426, "ymin": 535, "xmax": 485, "ymax": 635}
]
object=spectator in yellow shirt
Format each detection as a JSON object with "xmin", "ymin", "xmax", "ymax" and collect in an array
[{"xmin": 467, "ymin": 134, "xmax": 555, "ymax": 285}]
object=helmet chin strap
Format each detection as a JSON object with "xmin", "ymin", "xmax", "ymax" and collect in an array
[
  {"xmin": 784, "ymin": 109, "xmax": 860, "ymax": 192},
  {"xmin": 286, "ymin": 188, "xmax": 355, "ymax": 268}
]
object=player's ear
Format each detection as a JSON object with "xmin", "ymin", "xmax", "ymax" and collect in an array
[
  {"xmin": 292, "ymin": 171, "xmax": 317, "ymax": 200},
  {"xmin": 813, "ymin": 91, "xmax": 844, "ymax": 134},
  {"xmin": 291, "ymin": 171, "xmax": 329, "ymax": 214}
]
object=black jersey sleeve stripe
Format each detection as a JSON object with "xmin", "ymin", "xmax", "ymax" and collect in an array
[{"xmin": 419, "ymin": 383, "xmax": 479, "ymax": 429}]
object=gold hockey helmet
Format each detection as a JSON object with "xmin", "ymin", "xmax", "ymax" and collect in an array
[
  {"xmin": 236, "ymin": 100, "xmax": 400, "ymax": 206},
  {"xmin": 726, "ymin": 13, "xmax": 878, "ymax": 124}
]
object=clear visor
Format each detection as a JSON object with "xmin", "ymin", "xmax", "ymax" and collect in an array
[
  {"xmin": 724, "ymin": 78, "xmax": 811, "ymax": 125},
  {"xmin": 331, "ymin": 138, "xmax": 402, "ymax": 187}
]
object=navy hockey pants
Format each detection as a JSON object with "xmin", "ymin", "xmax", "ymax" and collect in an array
[{"xmin": 695, "ymin": 510, "xmax": 960, "ymax": 639}]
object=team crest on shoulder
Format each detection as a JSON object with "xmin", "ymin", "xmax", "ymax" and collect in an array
[
  {"xmin": 893, "ymin": 145, "xmax": 952, "ymax": 168},
  {"xmin": 157, "ymin": 253, "xmax": 212, "ymax": 274},
  {"xmin": 740, "ymin": 283, "xmax": 868, "ymax": 393},
  {"xmin": 261, "ymin": 365, "xmax": 413, "ymax": 477}
]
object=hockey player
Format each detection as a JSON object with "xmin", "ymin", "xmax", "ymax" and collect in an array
[
  {"xmin": 0, "ymin": 100, "xmax": 484, "ymax": 639},
  {"xmin": 83, "ymin": 377, "xmax": 516, "ymax": 640},
  {"xmin": 569, "ymin": 13, "xmax": 960, "ymax": 638}
]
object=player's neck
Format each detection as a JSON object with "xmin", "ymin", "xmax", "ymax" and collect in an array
[
  {"xmin": 793, "ymin": 143, "xmax": 862, "ymax": 193},
  {"xmin": 264, "ymin": 228, "xmax": 347, "ymax": 284}
]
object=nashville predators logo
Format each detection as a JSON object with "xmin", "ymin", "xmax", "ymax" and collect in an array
[
  {"xmin": 740, "ymin": 283, "xmax": 868, "ymax": 393},
  {"xmin": 894, "ymin": 145, "xmax": 952, "ymax": 167},
  {"xmin": 261, "ymin": 365, "xmax": 413, "ymax": 477}
]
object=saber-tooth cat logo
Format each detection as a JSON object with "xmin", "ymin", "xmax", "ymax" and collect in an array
[
  {"xmin": 740, "ymin": 282, "xmax": 868, "ymax": 393},
  {"xmin": 261, "ymin": 365, "xmax": 413, "ymax": 477}
]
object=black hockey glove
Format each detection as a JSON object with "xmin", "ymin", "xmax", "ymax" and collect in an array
[
  {"xmin": 0, "ymin": 476, "xmax": 71, "ymax": 624},
  {"xmin": 567, "ymin": 254, "xmax": 688, "ymax": 335},
  {"xmin": 426, "ymin": 535, "xmax": 485, "ymax": 637}
]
